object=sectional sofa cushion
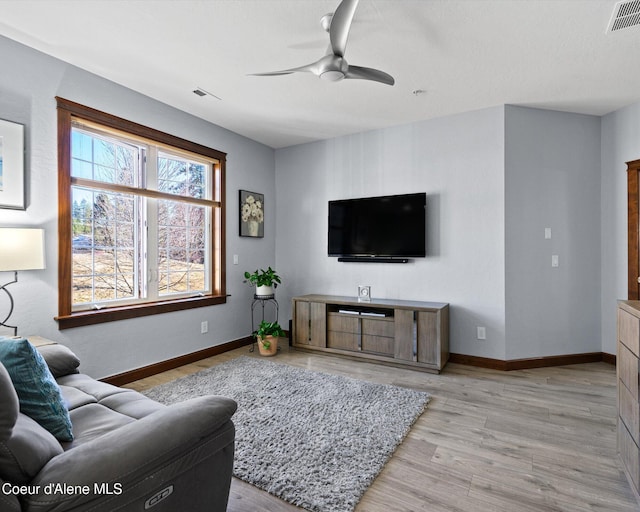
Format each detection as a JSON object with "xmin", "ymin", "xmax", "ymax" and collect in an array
[
  {"xmin": 0, "ymin": 362, "xmax": 63, "ymax": 484},
  {"xmin": 0, "ymin": 337, "xmax": 73, "ymax": 442},
  {"xmin": 56, "ymin": 373, "xmax": 166, "ymax": 447}
]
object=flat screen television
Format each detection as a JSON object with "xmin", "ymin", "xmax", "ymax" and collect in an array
[{"xmin": 328, "ymin": 192, "xmax": 426, "ymax": 261}]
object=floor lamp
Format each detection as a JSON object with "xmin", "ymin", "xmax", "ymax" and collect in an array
[{"xmin": 0, "ymin": 228, "xmax": 45, "ymax": 336}]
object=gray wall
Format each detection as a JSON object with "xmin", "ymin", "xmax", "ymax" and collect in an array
[
  {"xmin": 275, "ymin": 107, "xmax": 508, "ymax": 359},
  {"xmin": 601, "ymin": 101, "xmax": 640, "ymax": 355},
  {"xmin": 0, "ymin": 36, "xmax": 276, "ymax": 378},
  {"xmin": 504, "ymin": 106, "xmax": 602, "ymax": 359},
  {"xmin": 275, "ymin": 105, "xmax": 607, "ymax": 361}
]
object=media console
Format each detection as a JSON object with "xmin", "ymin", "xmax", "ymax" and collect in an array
[{"xmin": 292, "ymin": 294, "xmax": 449, "ymax": 373}]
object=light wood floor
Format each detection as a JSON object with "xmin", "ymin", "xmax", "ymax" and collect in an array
[{"xmin": 125, "ymin": 346, "xmax": 639, "ymax": 512}]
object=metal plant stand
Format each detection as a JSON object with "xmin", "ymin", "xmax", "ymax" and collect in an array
[{"xmin": 250, "ymin": 294, "xmax": 279, "ymax": 352}]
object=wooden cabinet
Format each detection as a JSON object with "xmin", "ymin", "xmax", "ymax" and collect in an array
[
  {"xmin": 292, "ymin": 299, "xmax": 326, "ymax": 348},
  {"xmin": 292, "ymin": 294, "xmax": 449, "ymax": 373},
  {"xmin": 617, "ymin": 301, "xmax": 640, "ymax": 498}
]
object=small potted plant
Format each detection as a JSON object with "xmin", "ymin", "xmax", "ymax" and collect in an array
[
  {"xmin": 253, "ymin": 320, "xmax": 286, "ymax": 356},
  {"xmin": 243, "ymin": 267, "xmax": 281, "ymax": 297}
]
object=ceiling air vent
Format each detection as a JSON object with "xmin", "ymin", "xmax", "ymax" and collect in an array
[
  {"xmin": 607, "ymin": 0, "xmax": 640, "ymax": 32},
  {"xmin": 192, "ymin": 87, "xmax": 221, "ymax": 100}
]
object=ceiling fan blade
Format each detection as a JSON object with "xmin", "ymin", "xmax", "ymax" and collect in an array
[
  {"xmin": 250, "ymin": 70, "xmax": 296, "ymax": 77},
  {"xmin": 345, "ymin": 65, "xmax": 395, "ymax": 86},
  {"xmin": 330, "ymin": 0, "xmax": 359, "ymax": 57},
  {"xmin": 249, "ymin": 62, "xmax": 319, "ymax": 77}
]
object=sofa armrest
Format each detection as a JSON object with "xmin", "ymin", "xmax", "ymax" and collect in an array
[
  {"xmin": 30, "ymin": 338, "xmax": 80, "ymax": 378},
  {"xmin": 25, "ymin": 395, "xmax": 237, "ymax": 512}
]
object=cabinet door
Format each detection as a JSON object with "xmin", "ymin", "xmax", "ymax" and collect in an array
[
  {"xmin": 394, "ymin": 309, "xmax": 415, "ymax": 361},
  {"xmin": 309, "ymin": 302, "xmax": 327, "ymax": 348},
  {"xmin": 417, "ymin": 311, "xmax": 438, "ymax": 365},
  {"xmin": 294, "ymin": 300, "xmax": 326, "ymax": 347},
  {"xmin": 293, "ymin": 300, "xmax": 310, "ymax": 345}
]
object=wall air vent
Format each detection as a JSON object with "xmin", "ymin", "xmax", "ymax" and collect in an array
[{"xmin": 607, "ymin": 0, "xmax": 640, "ymax": 33}]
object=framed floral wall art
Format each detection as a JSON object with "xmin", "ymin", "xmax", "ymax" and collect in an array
[
  {"xmin": 239, "ymin": 189, "xmax": 264, "ymax": 238},
  {"xmin": 0, "ymin": 118, "xmax": 25, "ymax": 209}
]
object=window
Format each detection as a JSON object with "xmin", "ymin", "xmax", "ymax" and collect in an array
[{"xmin": 56, "ymin": 98, "xmax": 226, "ymax": 329}]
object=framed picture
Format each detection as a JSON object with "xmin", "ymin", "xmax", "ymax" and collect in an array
[
  {"xmin": 239, "ymin": 189, "xmax": 264, "ymax": 238},
  {"xmin": 0, "ymin": 119, "xmax": 25, "ymax": 210}
]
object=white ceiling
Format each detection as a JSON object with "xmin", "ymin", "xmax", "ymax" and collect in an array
[{"xmin": 0, "ymin": 0, "xmax": 638, "ymax": 149}]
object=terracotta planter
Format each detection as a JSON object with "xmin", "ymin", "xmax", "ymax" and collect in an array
[{"xmin": 257, "ymin": 335, "xmax": 278, "ymax": 356}]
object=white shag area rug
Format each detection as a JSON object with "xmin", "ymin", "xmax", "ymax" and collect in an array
[{"xmin": 143, "ymin": 356, "xmax": 430, "ymax": 512}]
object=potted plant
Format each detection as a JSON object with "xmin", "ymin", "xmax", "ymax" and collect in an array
[
  {"xmin": 253, "ymin": 320, "xmax": 286, "ymax": 356},
  {"xmin": 243, "ymin": 267, "xmax": 281, "ymax": 297}
]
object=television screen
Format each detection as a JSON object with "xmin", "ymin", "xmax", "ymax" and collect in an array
[{"xmin": 328, "ymin": 192, "xmax": 426, "ymax": 259}]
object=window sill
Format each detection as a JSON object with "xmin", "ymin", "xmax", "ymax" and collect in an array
[{"xmin": 55, "ymin": 295, "xmax": 228, "ymax": 330}]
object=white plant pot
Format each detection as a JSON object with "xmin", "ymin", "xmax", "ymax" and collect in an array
[{"xmin": 256, "ymin": 285, "xmax": 274, "ymax": 297}]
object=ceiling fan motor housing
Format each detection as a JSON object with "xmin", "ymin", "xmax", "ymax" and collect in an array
[{"xmin": 319, "ymin": 55, "xmax": 349, "ymax": 81}]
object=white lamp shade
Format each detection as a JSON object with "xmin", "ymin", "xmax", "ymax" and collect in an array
[{"xmin": 0, "ymin": 228, "xmax": 46, "ymax": 271}]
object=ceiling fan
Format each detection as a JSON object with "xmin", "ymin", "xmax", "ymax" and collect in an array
[{"xmin": 251, "ymin": 0, "xmax": 394, "ymax": 86}]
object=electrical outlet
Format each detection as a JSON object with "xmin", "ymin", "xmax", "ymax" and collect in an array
[
  {"xmin": 201, "ymin": 321, "xmax": 208, "ymax": 334},
  {"xmin": 477, "ymin": 326, "xmax": 487, "ymax": 340}
]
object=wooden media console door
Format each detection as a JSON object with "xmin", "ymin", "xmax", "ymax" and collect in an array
[{"xmin": 292, "ymin": 294, "xmax": 449, "ymax": 373}]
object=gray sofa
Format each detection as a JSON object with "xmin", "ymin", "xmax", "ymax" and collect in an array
[{"xmin": 0, "ymin": 338, "xmax": 237, "ymax": 512}]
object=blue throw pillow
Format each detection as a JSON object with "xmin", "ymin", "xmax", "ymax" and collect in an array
[{"xmin": 0, "ymin": 337, "xmax": 73, "ymax": 442}]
